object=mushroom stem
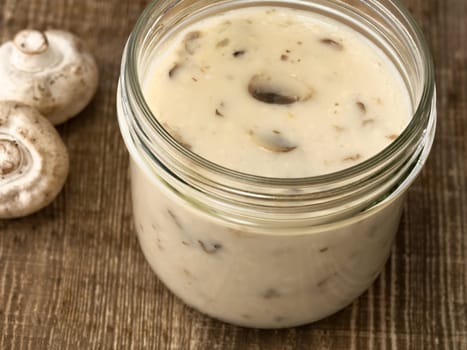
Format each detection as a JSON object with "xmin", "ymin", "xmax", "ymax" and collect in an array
[
  {"xmin": 11, "ymin": 29, "xmax": 60, "ymax": 72},
  {"xmin": 0, "ymin": 137, "xmax": 23, "ymax": 176}
]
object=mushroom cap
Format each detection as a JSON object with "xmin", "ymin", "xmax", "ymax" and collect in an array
[
  {"xmin": 0, "ymin": 29, "xmax": 99, "ymax": 125},
  {"xmin": 0, "ymin": 101, "xmax": 69, "ymax": 218}
]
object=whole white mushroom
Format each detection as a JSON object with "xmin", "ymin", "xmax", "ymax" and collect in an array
[
  {"xmin": 0, "ymin": 29, "xmax": 98, "ymax": 125},
  {"xmin": 0, "ymin": 101, "xmax": 69, "ymax": 218}
]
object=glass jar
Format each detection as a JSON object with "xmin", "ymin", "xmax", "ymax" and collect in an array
[{"xmin": 117, "ymin": 0, "xmax": 436, "ymax": 328}]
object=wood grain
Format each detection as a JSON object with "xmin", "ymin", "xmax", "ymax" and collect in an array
[{"xmin": 0, "ymin": 0, "xmax": 466, "ymax": 349}]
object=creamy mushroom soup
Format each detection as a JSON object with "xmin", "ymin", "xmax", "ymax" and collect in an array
[
  {"xmin": 129, "ymin": 6, "xmax": 413, "ymax": 328},
  {"xmin": 143, "ymin": 7, "xmax": 411, "ymax": 177}
]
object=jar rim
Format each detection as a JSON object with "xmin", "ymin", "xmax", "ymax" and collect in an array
[
  {"xmin": 118, "ymin": 0, "xmax": 437, "ymax": 227},
  {"xmin": 123, "ymin": 0, "xmax": 435, "ymax": 187}
]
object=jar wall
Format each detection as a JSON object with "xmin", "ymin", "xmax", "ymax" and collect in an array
[
  {"xmin": 118, "ymin": 0, "xmax": 436, "ymax": 329},
  {"xmin": 131, "ymin": 160, "xmax": 405, "ymax": 328}
]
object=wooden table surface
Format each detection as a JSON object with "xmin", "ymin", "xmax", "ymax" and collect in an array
[{"xmin": 0, "ymin": 0, "xmax": 466, "ymax": 349}]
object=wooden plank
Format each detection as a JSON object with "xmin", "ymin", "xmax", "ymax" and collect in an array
[{"xmin": 0, "ymin": 0, "xmax": 466, "ymax": 349}]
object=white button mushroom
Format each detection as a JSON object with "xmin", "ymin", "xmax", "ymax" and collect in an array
[
  {"xmin": 0, "ymin": 101, "xmax": 69, "ymax": 218},
  {"xmin": 0, "ymin": 29, "xmax": 98, "ymax": 125}
]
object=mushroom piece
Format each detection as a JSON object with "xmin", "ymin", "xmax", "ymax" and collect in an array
[
  {"xmin": 248, "ymin": 130, "xmax": 297, "ymax": 153},
  {"xmin": 248, "ymin": 73, "xmax": 313, "ymax": 105},
  {"xmin": 320, "ymin": 38, "xmax": 344, "ymax": 51},
  {"xmin": 0, "ymin": 29, "xmax": 99, "ymax": 125},
  {"xmin": 0, "ymin": 101, "xmax": 69, "ymax": 219},
  {"xmin": 183, "ymin": 31, "xmax": 202, "ymax": 55}
]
